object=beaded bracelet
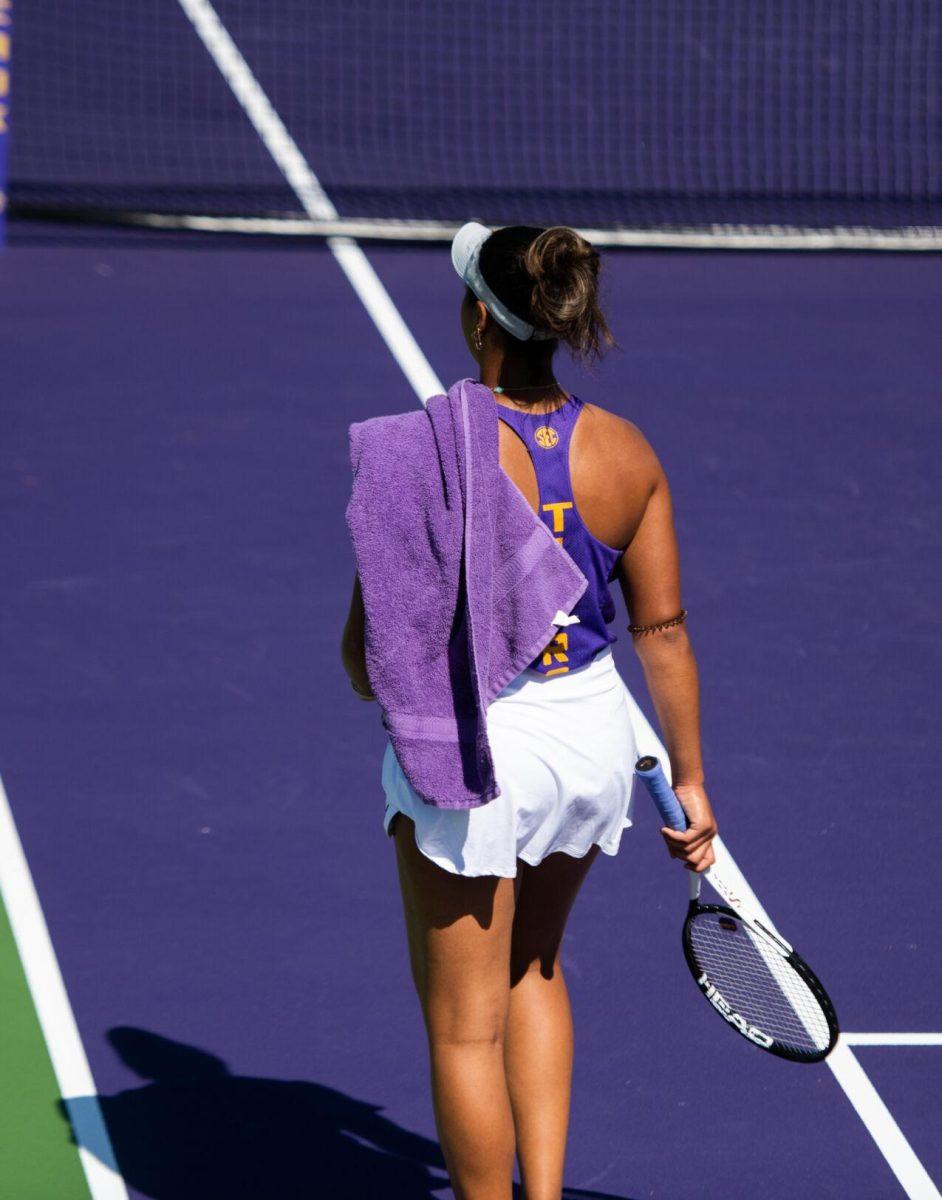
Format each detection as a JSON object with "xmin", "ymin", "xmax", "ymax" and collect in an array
[{"xmin": 627, "ymin": 608, "xmax": 688, "ymax": 637}]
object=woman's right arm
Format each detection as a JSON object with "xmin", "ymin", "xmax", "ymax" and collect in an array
[{"xmin": 617, "ymin": 441, "xmax": 717, "ymax": 873}]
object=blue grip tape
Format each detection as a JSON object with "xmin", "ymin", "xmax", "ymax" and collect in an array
[{"xmin": 634, "ymin": 756, "xmax": 688, "ymax": 832}]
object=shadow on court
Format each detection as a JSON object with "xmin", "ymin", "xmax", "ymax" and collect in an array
[
  {"xmin": 59, "ymin": 1027, "xmax": 638, "ymax": 1199},
  {"xmin": 61, "ymin": 1027, "xmax": 448, "ymax": 1198}
]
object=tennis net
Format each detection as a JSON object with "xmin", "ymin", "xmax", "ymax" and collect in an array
[{"xmin": 9, "ymin": 0, "xmax": 942, "ymax": 247}]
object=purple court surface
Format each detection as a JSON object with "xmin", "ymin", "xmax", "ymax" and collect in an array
[{"xmin": 2, "ymin": 231, "xmax": 940, "ymax": 1198}]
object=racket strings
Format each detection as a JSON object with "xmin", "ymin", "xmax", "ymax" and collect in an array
[{"xmin": 687, "ymin": 913, "xmax": 832, "ymax": 1055}]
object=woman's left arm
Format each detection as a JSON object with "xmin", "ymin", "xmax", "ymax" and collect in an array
[{"xmin": 341, "ymin": 572, "xmax": 376, "ymax": 700}]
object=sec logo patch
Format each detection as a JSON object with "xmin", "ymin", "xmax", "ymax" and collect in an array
[{"xmin": 534, "ymin": 425, "xmax": 559, "ymax": 449}]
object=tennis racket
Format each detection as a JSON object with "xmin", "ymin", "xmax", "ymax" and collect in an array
[{"xmin": 634, "ymin": 755, "xmax": 839, "ymax": 1063}]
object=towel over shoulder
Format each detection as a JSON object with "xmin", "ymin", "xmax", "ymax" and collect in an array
[{"xmin": 345, "ymin": 377, "xmax": 588, "ymax": 808}]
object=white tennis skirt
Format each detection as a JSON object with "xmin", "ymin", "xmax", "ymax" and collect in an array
[{"xmin": 381, "ymin": 644, "xmax": 642, "ymax": 878}]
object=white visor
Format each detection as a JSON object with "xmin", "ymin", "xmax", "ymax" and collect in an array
[{"xmin": 451, "ymin": 221, "xmax": 554, "ymax": 343}]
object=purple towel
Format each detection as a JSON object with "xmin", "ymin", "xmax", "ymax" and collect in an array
[{"xmin": 345, "ymin": 377, "xmax": 588, "ymax": 809}]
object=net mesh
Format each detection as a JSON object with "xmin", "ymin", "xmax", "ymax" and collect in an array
[
  {"xmin": 687, "ymin": 911, "xmax": 833, "ymax": 1057},
  {"xmin": 10, "ymin": 1, "xmax": 942, "ymax": 238}
]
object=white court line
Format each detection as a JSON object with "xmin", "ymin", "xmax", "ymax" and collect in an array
[
  {"xmin": 176, "ymin": 0, "xmax": 442, "ymax": 407},
  {"xmin": 829, "ymin": 1041, "xmax": 940, "ymax": 1200},
  {"xmin": 627, "ymin": 702, "xmax": 941, "ymax": 1200},
  {"xmin": 844, "ymin": 1034, "xmax": 942, "ymax": 1048},
  {"xmin": 0, "ymin": 775, "xmax": 127, "ymax": 1200},
  {"xmin": 176, "ymin": 6, "xmax": 940, "ymax": 1198}
]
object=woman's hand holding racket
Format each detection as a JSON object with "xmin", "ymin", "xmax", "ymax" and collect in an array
[
  {"xmin": 634, "ymin": 754, "xmax": 839, "ymax": 1063},
  {"xmin": 661, "ymin": 781, "xmax": 717, "ymax": 873}
]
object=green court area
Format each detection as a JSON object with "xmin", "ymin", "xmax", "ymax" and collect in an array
[{"xmin": 0, "ymin": 893, "xmax": 90, "ymax": 1199}]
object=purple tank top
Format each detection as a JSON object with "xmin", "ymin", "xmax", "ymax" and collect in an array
[{"xmin": 496, "ymin": 394, "xmax": 622, "ymax": 677}]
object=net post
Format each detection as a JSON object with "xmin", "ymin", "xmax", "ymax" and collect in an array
[{"xmin": 0, "ymin": 0, "xmax": 10, "ymax": 247}]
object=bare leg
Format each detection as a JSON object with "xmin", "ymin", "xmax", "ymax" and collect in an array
[
  {"xmin": 391, "ymin": 813, "xmax": 520, "ymax": 1200},
  {"xmin": 505, "ymin": 846, "xmax": 601, "ymax": 1200}
]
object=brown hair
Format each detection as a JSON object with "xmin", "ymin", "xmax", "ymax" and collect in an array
[{"xmin": 478, "ymin": 224, "xmax": 616, "ymax": 363}]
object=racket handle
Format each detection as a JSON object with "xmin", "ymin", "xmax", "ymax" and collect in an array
[{"xmin": 634, "ymin": 755, "xmax": 688, "ymax": 832}]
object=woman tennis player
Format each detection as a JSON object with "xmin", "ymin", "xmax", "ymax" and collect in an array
[{"xmin": 341, "ymin": 223, "xmax": 717, "ymax": 1200}]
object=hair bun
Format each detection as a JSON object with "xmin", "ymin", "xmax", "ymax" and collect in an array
[{"xmin": 523, "ymin": 227, "xmax": 613, "ymax": 362}]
